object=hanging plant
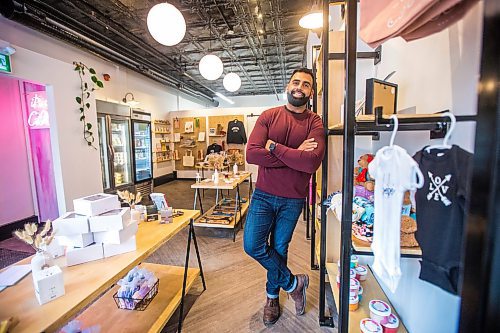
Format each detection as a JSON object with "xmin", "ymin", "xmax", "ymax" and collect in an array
[{"xmin": 73, "ymin": 61, "xmax": 104, "ymax": 149}]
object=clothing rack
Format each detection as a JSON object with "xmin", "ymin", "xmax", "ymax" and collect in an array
[{"xmin": 315, "ymin": 0, "xmax": 495, "ymax": 332}]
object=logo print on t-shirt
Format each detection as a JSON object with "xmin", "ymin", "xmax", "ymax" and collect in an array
[{"xmin": 427, "ymin": 172, "xmax": 452, "ymax": 206}]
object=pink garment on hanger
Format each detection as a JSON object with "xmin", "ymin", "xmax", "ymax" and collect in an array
[
  {"xmin": 360, "ymin": 0, "xmax": 438, "ymax": 48},
  {"xmin": 359, "ymin": 0, "xmax": 478, "ymax": 48},
  {"xmin": 401, "ymin": 0, "xmax": 479, "ymax": 41}
]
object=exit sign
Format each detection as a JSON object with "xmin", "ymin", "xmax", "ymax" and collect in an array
[{"xmin": 0, "ymin": 53, "xmax": 11, "ymax": 73}]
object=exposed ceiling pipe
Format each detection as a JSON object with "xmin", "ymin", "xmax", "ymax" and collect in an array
[
  {"xmin": 235, "ymin": 2, "xmax": 279, "ymax": 99},
  {"xmin": 212, "ymin": 0, "xmax": 233, "ymax": 32},
  {"xmin": 5, "ymin": 3, "xmax": 217, "ymax": 105},
  {"xmin": 270, "ymin": 0, "xmax": 287, "ymax": 89}
]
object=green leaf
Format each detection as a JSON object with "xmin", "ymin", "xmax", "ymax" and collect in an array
[
  {"xmin": 82, "ymin": 70, "xmax": 85, "ymax": 75},
  {"xmin": 86, "ymin": 123, "xmax": 92, "ymax": 130},
  {"xmin": 86, "ymin": 92, "xmax": 90, "ymax": 98},
  {"xmin": 89, "ymin": 68, "xmax": 96, "ymax": 74},
  {"xmin": 91, "ymin": 88, "xmax": 95, "ymax": 92},
  {"xmin": 88, "ymin": 141, "xmax": 92, "ymax": 146},
  {"xmin": 79, "ymin": 107, "xmax": 84, "ymax": 113},
  {"xmin": 80, "ymin": 115, "xmax": 85, "ymax": 121},
  {"xmin": 85, "ymin": 103, "xmax": 90, "ymax": 109},
  {"xmin": 76, "ymin": 96, "xmax": 82, "ymax": 103},
  {"xmin": 84, "ymin": 82, "xmax": 88, "ymax": 89},
  {"xmin": 74, "ymin": 66, "xmax": 80, "ymax": 71},
  {"xmin": 96, "ymin": 81, "xmax": 104, "ymax": 88},
  {"xmin": 91, "ymin": 76, "xmax": 97, "ymax": 83}
]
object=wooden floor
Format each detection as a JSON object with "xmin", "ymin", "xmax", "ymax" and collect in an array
[{"xmin": 148, "ymin": 180, "xmax": 337, "ymax": 333}]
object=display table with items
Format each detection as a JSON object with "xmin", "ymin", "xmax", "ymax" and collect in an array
[
  {"xmin": 0, "ymin": 209, "xmax": 204, "ymax": 333},
  {"xmin": 191, "ymin": 171, "xmax": 253, "ymax": 242}
]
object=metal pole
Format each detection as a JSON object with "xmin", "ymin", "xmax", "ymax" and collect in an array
[
  {"xmin": 319, "ymin": 0, "xmax": 333, "ymax": 327},
  {"xmin": 338, "ymin": 0, "xmax": 358, "ymax": 332},
  {"xmin": 460, "ymin": 1, "xmax": 500, "ymax": 331}
]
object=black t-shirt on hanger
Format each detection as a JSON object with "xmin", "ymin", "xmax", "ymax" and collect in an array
[
  {"xmin": 226, "ymin": 119, "xmax": 247, "ymax": 144},
  {"xmin": 206, "ymin": 143, "xmax": 223, "ymax": 156},
  {"xmin": 413, "ymin": 145, "xmax": 472, "ymax": 295}
]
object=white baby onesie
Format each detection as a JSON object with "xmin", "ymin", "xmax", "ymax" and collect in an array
[{"xmin": 368, "ymin": 145, "xmax": 423, "ymax": 292}]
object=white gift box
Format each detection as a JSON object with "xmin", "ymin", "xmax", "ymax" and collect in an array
[
  {"xmin": 40, "ymin": 238, "xmax": 65, "ymax": 258},
  {"xmin": 73, "ymin": 193, "xmax": 120, "ymax": 217},
  {"xmin": 103, "ymin": 236, "xmax": 137, "ymax": 258},
  {"xmin": 52, "ymin": 212, "xmax": 89, "ymax": 236},
  {"xmin": 65, "ymin": 243, "xmax": 103, "ymax": 267},
  {"xmin": 93, "ymin": 220, "xmax": 138, "ymax": 245},
  {"xmin": 33, "ymin": 265, "xmax": 65, "ymax": 305},
  {"xmin": 56, "ymin": 232, "xmax": 94, "ymax": 248},
  {"xmin": 88, "ymin": 207, "xmax": 131, "ymax": 232}
]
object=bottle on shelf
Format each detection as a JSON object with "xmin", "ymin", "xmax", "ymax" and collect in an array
[
  {"xmin": 212, "ymin": 169, "xmax": 219, "ymax": 184},
  {"xmin": 233, "ymin": 163, "xmax": 238, "ymax": 176}
]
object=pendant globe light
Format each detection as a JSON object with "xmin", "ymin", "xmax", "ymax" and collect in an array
[
  {"xmin": 199, "ymin": 54, "xmax": 224, "ymax": 80},
  {"xmin": 299, "ymin": 1, "xmax": 326, "ymax": 29},
  {"xmin": 223, "ymin": 72, "xmax": 242, "ymax": 92},
  {"xmin": 147, "ymin": 2, "xmax": 186, "ymax": 46}
]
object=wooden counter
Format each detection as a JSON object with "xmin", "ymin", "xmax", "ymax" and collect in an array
[{"xmin": 0, "ymin": 209, "xmax": 200, "ymax": 333}]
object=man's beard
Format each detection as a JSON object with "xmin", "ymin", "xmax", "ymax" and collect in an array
[{"xmin": 287, "ymin": 89, "xmax": 310, "ymax": 107}]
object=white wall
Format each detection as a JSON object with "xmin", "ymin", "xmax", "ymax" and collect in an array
[{"xmin": 0, "ymin": 17, "xmax": 208, "ymax": 212}]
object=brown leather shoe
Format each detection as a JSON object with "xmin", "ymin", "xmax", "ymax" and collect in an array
[
  {"xmin": 263, "ymin": 297, "xmax": 280, "ymax": 326},
  {"xmin": 288, "ymin": 274, "xmax": 309, "ymax": 315}
]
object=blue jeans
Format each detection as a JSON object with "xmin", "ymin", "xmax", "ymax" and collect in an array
[{"xmin": 243, "ymin": 189, "xmax": 305, "ymax": 298}]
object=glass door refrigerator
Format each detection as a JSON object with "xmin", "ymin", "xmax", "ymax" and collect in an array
[
  {"xmin": 96, "ymin": 100, "xmax": 134, "ymax": 193},
  {"xmin": 131, "ymin": 109, "xmax": 153, "ymax": 198}
]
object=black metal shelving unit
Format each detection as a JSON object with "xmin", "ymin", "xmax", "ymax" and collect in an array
[{"xmin": 316, "ymin": 0, "xmax": 496, "ymax": 332}]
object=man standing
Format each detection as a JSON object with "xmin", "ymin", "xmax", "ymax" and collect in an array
[{"xmin": 244, "ymin": 68, "xmax": 325, "ymax": 326}]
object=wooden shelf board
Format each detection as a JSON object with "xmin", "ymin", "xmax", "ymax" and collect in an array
[
  {"xmin": 76, "ymin": 263, "xmax": 199, "ymax": 333},
  {"xmin": 325, "ymin": 263, "xmax": 408, "ymax": 333},
  {"xmin": 0, "ymin": 209, "xmax": 199, "ymax": 333},
  {"xmin": 194, "ymin": 201, "xmax": 249, "ymax": 229},
  {"xmin": 352, "ymin": 237, "xmax": 422, "ymax": 256}
]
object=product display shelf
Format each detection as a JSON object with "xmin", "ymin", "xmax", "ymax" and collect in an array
[
  {"xmin": 325, "ymin": 263, "xmax": 408, "ymax": 333},
  {"xmin": 331, "ymin": 211, "xmax": 422, "ymax": 257},
  {"xmin": 76, "ymin": 263, "xmax": 199, "ymax": 333},
  {"xmin": 193, "ymin": 200, "xmax": 250, "ymax": 229},
  {"xmin": 0, "ymin": 210, "xmax": 200, "ymax": 333},
  {"xmin": 351, "ymin": 237, "xmax": 422, "ymax": 257}
]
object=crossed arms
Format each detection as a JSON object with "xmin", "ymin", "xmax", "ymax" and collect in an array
[{"xmin": 246, "ymin": 115, "xmax": 325, "ymax": 174}]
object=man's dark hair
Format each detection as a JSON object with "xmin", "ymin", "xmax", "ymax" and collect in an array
[{"xmin": 289, "ymin": 68, "xmax": 315, "ymax": 87}]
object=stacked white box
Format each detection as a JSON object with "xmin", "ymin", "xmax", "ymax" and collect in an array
[
  {"xmin": 88, "ymin": 207, "xmax": 131, "ymax": 232},
  {"xmin": 56, "ymin": 233, "xmax": 94, "ymax": 248},
  {"xmin": 53, "ymin": 193, "xmax": 138, "ymax": 266},
  {"xmin": 93, "ymin": 220, "xmax": 138, "ymax": 245},
  {"xmin": 102, "ymin": 236, "xmax": 137, "ymax": 258},
  {"xmin": 73, "ymin": 193, "xmax": 120, "ymax": 217},
  {"xmin": 52, "ymin": 212, "xmax": 89, "ymax": 236},
  {"xmin": 65, "ymin": 243, "xmax": 104, "ymax": 266}
]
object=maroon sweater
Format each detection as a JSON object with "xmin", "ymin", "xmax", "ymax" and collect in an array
[{"xmin": 246, "ymin": 106, "xmax": 325, "ymax": 198}]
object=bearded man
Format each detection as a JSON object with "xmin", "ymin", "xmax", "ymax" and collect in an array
[{"xmin": 244, "ymin": 68, "xmax": 325, "ymax": 326}]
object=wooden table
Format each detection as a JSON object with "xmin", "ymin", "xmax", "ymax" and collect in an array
[
  {"xmin": 191, "ymin": 171, "xmax": 253, "ymax": 241},
  {"xmin": 0, "ymin": 209, "xmax": 204, "ymax": 333}
]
